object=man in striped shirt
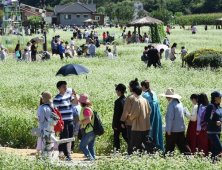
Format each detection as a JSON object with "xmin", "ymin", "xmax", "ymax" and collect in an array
[{"xmin": 53, "ymin": 81, "xmax": 76, "ymax": 161}]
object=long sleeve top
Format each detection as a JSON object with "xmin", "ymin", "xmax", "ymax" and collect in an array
[
  {"xmin": 129, "ymin": 96, "xmax": 151, "ymax": 131},
  {"xmin": 204, "ymin": 103, "xmax": 222, "ymax": 134},
  {"xmin": 38, "ymin": 102, "xmax": 53, "ymax": 131},
  {"xmin": 196, "ymin": 105, "xmax": 206, "ymax": 132},
  {"xmin": 58, "ymin": 44, "xmax": 64, "ymax": 54},
  {"xmin": 120, "ymin": 94, "xmax": 136, "ymax": 126},
  {"xmin": 165, "ymin": 99, "xmax": 186, "ymax": 132},
  {"xmin": 112, "ymin": 95, "xmax": 125, "ymax": 129},
  {"xmin": 185, "ymin": 104, "xmax": 198, "ymax": 122}
]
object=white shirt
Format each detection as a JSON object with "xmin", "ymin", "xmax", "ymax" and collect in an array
[
  {"xmin": 184, "ymin": 104, "xmax": 198, "ymax": 122},
  {"xmin": 108, "ymin": 52, "xmax": 113, "ymax": 59},
  {"xmin": 26, "ymin": 46, "xmax": 31, "ymax": 53},
  {"xmin": 84, "ymin": 31, "xmax": 89, "ymax": 38},
  {"xmin": 70, "ymin": 40, "xmax": 74, "ymax": 49},
  {"xmin": 65, "ymin": 45, "xmax": 70, "ymax": 53}
]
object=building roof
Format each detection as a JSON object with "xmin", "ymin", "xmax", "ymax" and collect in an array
[{"xmin": 55, "ymin": 2, "xmax": 96, "ymax": 14}]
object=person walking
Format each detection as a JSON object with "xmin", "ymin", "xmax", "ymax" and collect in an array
[
  {"xmin": 129, "ymin": 86, "xmax": 151, "ymax": 154},
  {"xmin": 103, "ymin": 32, "xmax": 106, "ymax": 45},
  {"xmin": 120, "ymin": 78, "xmax": 139, "ymax": 156},
  {"xmin": 196, "ymin": 93, "xmax": 211, "ymax": 156},
  {"xmin": 127, "ymin": 31, "xmax": 132, "ymax": 44},
  {"xmin": 78, "ymin": 94, "xmax": 96, "ymax": 161},
  {"xmin": 53, "ymin": 81, "xmax": 74, "ymax": 161},
  {"xmin": 204, "ymin": 91, "xmax": 222, "ymax": 160},
  {"xmin": 184, "ymin": 94, "xmax": 198, "ymax": 154},
  {"xmin": 169, "ymin": 43, "xmax": 179, "ymax": 62},
  {"xmin": 141, "ymin": 80, "xmax": 164, "ymax": 151},
  {"xmin": 112, "ymin": 84, "xmax": 128, "ymax": 152},
  {"xmin": 160, "ymin": 88, "xmax": 191, "ymax": 155}
]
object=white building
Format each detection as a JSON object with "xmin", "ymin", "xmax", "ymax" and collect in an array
[{"xmin": 133, "ymin": 1, "xmax": 148, "ymax": 20}]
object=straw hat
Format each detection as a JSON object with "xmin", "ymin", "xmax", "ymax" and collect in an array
[
  {"xmin": 40, "ymin": 91, "xmax": 52, "ymax": 103},
  {"xmin": 159, "ymin": 88, "xmax": 182, "ymax": 99}
]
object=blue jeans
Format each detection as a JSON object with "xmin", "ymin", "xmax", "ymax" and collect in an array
[
  {"xmin": 79, "ymin": 131, "xmax": 96, "ymax": 160},
  {"xmin": 103, "ymin": 38, "xmax": 106, "ymax": 45},
  {"xmin": 207, "ymin": 134, "xmax": 222, "ymax": 159},
  {"xmin": 90, "ymin": 52, "xmax": 95, "ymax": 57}
]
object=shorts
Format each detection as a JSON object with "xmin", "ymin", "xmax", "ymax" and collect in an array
[
  {"xmin": 192, "ymin": 31, "xmax": 196, "ymax": 34},
  {"xmin": 170, "ymin": 56, "xmax": 176, "ymax": 61}
]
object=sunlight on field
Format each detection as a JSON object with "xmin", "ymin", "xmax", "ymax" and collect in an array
[{"xmin": 0, "ymin": 26, "xmax": 222, "ymax": 155}]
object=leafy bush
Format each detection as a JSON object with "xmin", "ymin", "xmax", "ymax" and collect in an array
[
  {"xmin": 149, "ymin": 24, "xmax": 166, "ymax": 43},
  {"xmin": 184, "ymin": 48, "xmax": 222, "ymax": 68},
  {"xmin": 175, "ymin": 13, "xmax": 222, "ymax": 25}
]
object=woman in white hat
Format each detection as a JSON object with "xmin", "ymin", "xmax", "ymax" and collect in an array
[{"xmin": 160, "ymin": 88, "xmax": 191, "ymax": 155}]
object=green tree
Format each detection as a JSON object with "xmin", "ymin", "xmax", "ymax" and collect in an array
[
  {"xmin": 150, "ymin": 9, "xmax": 173, "ymax": 24},
  {"xmin": 97, "ymin": 6, "xmax": 105, "ymax": 14},
  {"xmin": 28, "ymin": 15, "xmax": 43, "ymax": 34}
]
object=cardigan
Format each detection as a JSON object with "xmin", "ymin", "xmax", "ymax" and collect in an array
[
  {"xmin": 129, "ymin": 96, "xmax": 151, "ymax": 131},
  {"xmin": 120, "ymin": 94, "xmax": 136, "ymax": 126},
  {"xmin": 165, "ymin": 99, "xmax": 186, "ymax": 132},
  {"xmin": 196, "ymin": 105, "xmax": 206, "ymax": 132}
]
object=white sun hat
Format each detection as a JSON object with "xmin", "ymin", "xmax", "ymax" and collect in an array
[{"xmin": 159, "ymin": 88, "xmax": 182, "ymax": 99}]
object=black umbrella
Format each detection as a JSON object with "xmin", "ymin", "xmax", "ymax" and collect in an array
[{"xmin": 56, "ymin": 64, "xmax": 89, "ymax": 77}]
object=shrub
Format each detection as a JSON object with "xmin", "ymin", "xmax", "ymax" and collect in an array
[{"xmin": 184, "ymin": 48, "xmax": 222, "ymax": 68}]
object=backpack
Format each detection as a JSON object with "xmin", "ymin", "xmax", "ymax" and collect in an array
[
  {"xmin": 200, "ymin": 104, "xmax": 216, "ymax": 130},
  {"xmin": 45, "ymin": 104, "xmax": 64, "ymax": 132},
  {"xmin": 89, "ymin": 108, "xmax": 105, "ymax": 136}
]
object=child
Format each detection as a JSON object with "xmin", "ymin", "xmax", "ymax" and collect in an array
[
  {"xmin": 108, "ymin": 48, "xmax": 113, "ymax": 59},
  {"xmin": 23, "ymin": 49, "xmax": 28, "ymax": 63},
  {"xmin": 89, "ymin": 41, "xmax": 96, "ymax": 57},
  {"xmin": 181, "ymin": 46, "xmax": 188, "ymax": 67},
  {"xmin": 26, "ymin": 42, "xmax": 31, "ymax": 62},
  {"xmin": 1, "ymin": 45, "xmax": 7, "ymax": 62},
  {"xmin": 64, "ymin": 41, "xmax": 72, "ymax": 58},
  {"xmin": 70, "ymin": 38, "xmax": 75, "ymax": 57}
]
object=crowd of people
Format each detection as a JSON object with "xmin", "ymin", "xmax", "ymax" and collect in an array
[
  {"xmin": 35, "ymin": 78, "xmax": 222, "ymax": 162},
  {"xmin": 141, "ymin": 38, "xmax": 188, "ymax": 68}
]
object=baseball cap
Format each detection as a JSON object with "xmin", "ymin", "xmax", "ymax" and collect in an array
[
  {"xmin": 211, "ymin": 91, "xmax": 222, "ymax": 99},
  {"xmin": 0, "ymin": 45, "xmax": 4, "ymax": 48}
]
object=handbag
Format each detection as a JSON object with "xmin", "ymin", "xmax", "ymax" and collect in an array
[
  {"xmin": 15, "ymin": 51, "xmax": 20, "ymax": 57},
  {"xmin": 30, "ymin": 128, "xmax": 41, "ymax": 137}
]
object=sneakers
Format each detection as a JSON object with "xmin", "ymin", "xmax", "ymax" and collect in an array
[{"xmin": 66, "ymin": 156, "xmax": 73, "ymax": 161}]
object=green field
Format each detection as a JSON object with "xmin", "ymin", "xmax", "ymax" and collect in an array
[{"xmin": 0, "ymin": 26, "xmax": 222, "ymax": 169}]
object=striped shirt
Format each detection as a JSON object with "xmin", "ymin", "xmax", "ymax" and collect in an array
[{"xmin": 53, "ymin": 93, "xmax": 74, "ymax": 121}]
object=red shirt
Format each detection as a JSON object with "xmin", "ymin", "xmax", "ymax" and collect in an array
[{"xmin": 103, "ymin": 33, "xmax": 106, "ymax": 39}]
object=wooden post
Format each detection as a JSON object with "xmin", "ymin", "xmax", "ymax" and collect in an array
[
  {"xmin": 138, "ymin": 26, "xmax": 140, "ymax": 35},
  {"xmin": 134, "ymin": 26, "xmax": 136, "ymax": 33}
]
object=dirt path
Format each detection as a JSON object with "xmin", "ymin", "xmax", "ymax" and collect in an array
[{"xmin": 0, "ymin": 147, "xmax": 88, "ymax": 161}]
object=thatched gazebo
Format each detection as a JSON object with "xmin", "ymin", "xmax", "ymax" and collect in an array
[
  {"xmin": 127, "ymin": 16, "xmax": 163, "ymax": 36},
  {"xmin": 83, "ymin": 19, "xmax": 98, "ymax": 24},
  {"xmin": 214, "ymin": 18, "xmax": 222, "ymax": 29}
]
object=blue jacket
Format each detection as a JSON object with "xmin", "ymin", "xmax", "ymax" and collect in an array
[
  {"xmin": 142, "ymin": 91, "xmax": 164, "ymax": 152},
  {"xmin": 165, "ymin": 99, "xmax": 186, "ymax": 132},
  {"xmin": 58, "ymin": 44, "xmax": 64, "ymax": 54},
  {"xmin": 204, "ymin": 103, "xmax": 222, "ymax": 134}
]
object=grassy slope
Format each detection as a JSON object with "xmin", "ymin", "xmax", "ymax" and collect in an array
[{"xmin": 0, "ymin": 26, "xmax": 222, "ymax": 155}]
